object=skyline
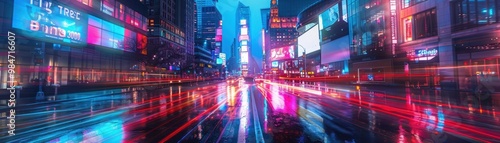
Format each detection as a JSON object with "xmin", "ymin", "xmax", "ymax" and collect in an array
[{"xmin": 216, "ymin": 0, "xmax": 270, "ymax": 70}]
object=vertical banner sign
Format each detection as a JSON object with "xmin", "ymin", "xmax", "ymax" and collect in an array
[
  {"xmin": 390, "ymin": 0, "xmax": 397, "ymax": 56},
  {"xmin": 12, "ymin": 0, "xmax": 88, "ymax": 45}
]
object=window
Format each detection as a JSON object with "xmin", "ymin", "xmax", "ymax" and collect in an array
[
  {"xmin": 115, "ymin": 2, "xmax": 125, "ymax": 20},
  {"xmin": 451, "ymin": 0, "xmax": 499, "ymax": 32},
  {"xmin": 403, "ymin": 16, "xmax": 413, "ymax": 42},
  {"xmin": 87, "ymin": 15, "xmax": 125, "ymax": 50},
  {"xmin": 412, "ymin": 9, "xmax": 437, "ymax": 40},
  {"xmin": 402, "ymin": 0, "xmax": 427, "ymax": 8}
]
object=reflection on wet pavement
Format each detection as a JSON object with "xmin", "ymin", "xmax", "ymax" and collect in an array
[{"xmin": 1, "ymin": 80, "xmax": 499, "ymax": 142}]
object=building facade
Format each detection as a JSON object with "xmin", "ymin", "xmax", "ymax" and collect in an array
[
  {"xmin": 261, "ymin": 8, "xmax": 270, "ymax": 72},
  {"xmin": 236, "ymin": 2, "xmax": 251, "ymax": 76},
  {"xmin": 195, "ymin": 0, "xmax": 216, "ymax": 39},
  {"xmin": 201, "ymin": 6, "xmax": 222, "ymax": 56},
  {"xmin": 297, "ymin": 0, "xmax": 350, "ymax": 77},
  {"xmin": 0, "ymin": 0, "xmax": 148, "ymax": 89},
  {"xmin": 146, "ymin": 0, "xmax": 191, "ymax": 77},
  {"xmin": 267, "ymin": 0, "xmax": 319, "ymax": 77},
  {"xmin": 291, "ymin": 0, "xmax": 499, "ymax": 90},
  {"xmin": 397, "ymin": 0, "xmax": 500, "ymax": 91}
]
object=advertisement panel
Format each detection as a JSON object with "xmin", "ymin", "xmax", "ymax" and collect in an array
[
  {"xmin": 216, "ymin": 58, "xmax": 223, "ymax": 64},
  {"xmin": 318, "ymin": 1, "xmax": 348, "ymax": 42},
  {"xmin": 12, "ymin": 0, "xmax": 88, "ymax": 45},
  {"xmin": 270, "ymin": 45, "xmax": 295, "ymax": 61},
  {"xmin": 272, "ymin": 61, "xmax": 279, "ymax": 68},
  {"xmin": 321, "ymin": 36, "xmax": 350, "ymax": 64},
  {"xmin": 87, "ymin": 15, "xmax": 126, "ymax": 50},
  {"xmin": 319, "ymin": 3, "xmax": 339, "ymax": 30},
  {"xmin": 219, "ymin": 53, "xmax": 226, "ymax": 66},
  {"xmin": 137, "ymin": 33, "xmax": 147, "ymax": 51},
  {"xmin": 407, "ymin": 48, "xmax": 438, "ymax": 61},
  {"xmin": 298, "ymin": 25, "xmax": 320, "ymax": 57},
  {"xmin": 241, "ymin": 52, "xmax": 248, "ymax": 64}
]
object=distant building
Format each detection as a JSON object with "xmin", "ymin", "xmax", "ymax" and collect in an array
[
  {"xmin": 195, "ymin": 0, "xmax": 217, "ymax": 39},
  {"xmin": 261, "ymin": 8, "xmax": 270, "ymax": 72},
  {"xmin": 201, "ymin": 6, "xmax": 222, "ymax": 54},
  {"xmin": 266, "ymin": 0, "xmax": 318, "ymax": 76},
  {"xmin": 235, "ymin": 2, "xmax": 258, "ymax": 76},
  {"xmin": 147, "ymin": 0, "xmax": 193, "ymax": 75}
]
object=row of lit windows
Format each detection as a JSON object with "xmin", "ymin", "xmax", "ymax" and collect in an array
[
  {"xmin": 150, "ymin": 20, "xmax": 185, "ymax": 38},
  {"xmin": 451, "ymin": 0, "xmax": 500, "ymax": 32},
  {"xmin": 403, "ymin": 9, "xmax": 438, "ymax": 42},
  {"xmin": 276, "ymin": 36, "xmax": 294, "ymax": 39},
  {"xmin": 76, "ymin": 0, "xmax": 148, "ymax": 31}
]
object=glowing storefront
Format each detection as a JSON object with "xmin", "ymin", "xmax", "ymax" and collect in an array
[{"xmin": 0, "ymin": 0, "xmax": 148, "ymax": 89}]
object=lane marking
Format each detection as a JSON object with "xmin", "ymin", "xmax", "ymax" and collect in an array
[
  {"xmin": 237, "ymin": 86, "xmax": 249, "ymax": 143},
  {"xmin": 250, "ymin": 86, "xmax": 265, "ymax": 143}
]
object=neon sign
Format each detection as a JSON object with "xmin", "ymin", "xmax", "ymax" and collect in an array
[
  {"xmin": 12, "ymin": 0, "xmax": 87, "ymax": 44},
  {"xmin": 272, "ymin": 61, "xmax": 279, "ymax": 67},
  {"xmin": 417, "ymin": 49, "xmax": 438, "ymax": 57},
  {"xmin": 270, "ymin": 45, "xmax": 294, "ymax": 61},
  {"xmin": 408, "ymin": 48, "xmax": 438, "ymax": 61},
  {"xmin": 390, "ymin": 0, "xmax": 397, "ymax": 55}
]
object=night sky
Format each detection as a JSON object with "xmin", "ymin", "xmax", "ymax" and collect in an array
[{"xmin": 216, "ymin": 0, "xmax": 270, "ymax": 70}]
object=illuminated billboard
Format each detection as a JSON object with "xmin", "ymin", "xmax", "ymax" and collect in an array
[
  {"xmin": 216, "ymin": 58, "xmax": 223, "ymax": 64},
  {"xmin": 272, "ymin": 61, "xmax": 279, "ymax": 68},
  {"xmin": 12, "ymin": 0, "xmax": 88, "ymax": 45},
  {"xmin": 137, "ymin": 34, "xmax": 147, "ymax": 52},
  {"xmin": 87, "ymin": 15, "xmax": 125, "ymax": 50},
  {"xmin": 220, "ymin": 53, "xmax": 226, "ymax": 66},
  {"xmin": 239, "ymin": 35, "xmax": 249, "ymax": 41},
  {"xmin": 216, "ymin": 28, "xmax": 222, "ymax": 41},
  {"xmin": 321, "ymin": 36, "xmax": 350, "ymax": 64},
  {"xmin": 240, "ymin": 19, "xmax": 247, "ymax": 25},
  {"xmin": 241, "ymin": 46, "xmax": 248, "ymax": 52},
  {"xmin": 241, "ymin": 27, "xmax": 248, "ymax": 35},
  {"xmin": 298, "ymin": 25, "xmax": 320, "ymax": 57},
  {"xmin": 270, "ymin": 45, "xmax": 295, "ymax": 61},
  {"xmin": 318, "ymin": 0, "xmax": 348, "ymax": 42},
  {"xmin": 319, "ymin": 3, "xmax": 339, "ymax": 30},
  {"xmin": 241, "ymin": 52, "xmax": 248, "ymax": 64}
]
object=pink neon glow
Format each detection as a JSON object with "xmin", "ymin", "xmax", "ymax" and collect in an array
[
  {"xmin": 87, "ymin": 26, "xmax": 102, "ymax": 45},
  {"xmin": 270, "ymin": 45, "xmax": 294, "ymax": 61}
]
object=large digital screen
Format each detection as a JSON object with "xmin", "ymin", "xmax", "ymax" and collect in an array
[
  {"xmin": 241, "ymin": 52, "xmax": 248, "ymax": 64},
  {"xmin": 272, "ymin": 61, "xmax": 279, "ymax": 68},
  {"xmin": 123, "ymin": 29, "xmax": 137, "ymax": 52},
  {"xmin": 318, "ymin": 1, "xmax": 348, "ymax": 42},
  {"xmin": 241, "ymin": 27, "xmax": 248, "ymax": 35},
  {"xmin": 298, "ymin": 25, "xmax": 320, "ymax": 57},
  {"xmin": 270, "ymin": 45, "xmax": 295, "ymax": 61},
  {"xmin": 321, "ymin": 36, "xmax": 350, "ymax": 64},
  {"xmin": 137, "ymin": 34, "xmax": 147, "ymax": 50},
  {"xmin": 216, "ymin": 58, "xmax": 223, "ymax": 64},
  {"xmin": 319, "ymin": 3, "xmax": 339, "ymax": 30},
  {"xmin": 12, "ymin": 0, "xmax": 88, "ymax": 45},
  {"xmin": 87, "ymin": 15, "xmax": 125, "ymax": 50}
]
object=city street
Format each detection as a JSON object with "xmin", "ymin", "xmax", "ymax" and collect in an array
[{"xmin": 1, "ymin": 80, "xmax": 499, "ymax": 142}]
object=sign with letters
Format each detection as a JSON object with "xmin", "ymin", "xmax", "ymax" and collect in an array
[
  {"xmin": 12, "ymin": 0, "xmax": 88, "ymax": 45},
  {"xmin": 408, "ymin": 48, "xmax": 438, "ymax": 61}
]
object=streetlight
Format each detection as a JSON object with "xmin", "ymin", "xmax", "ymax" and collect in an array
[{"xmin": 298, "ymin": 45, "xmax": 307, "ymax": 78}]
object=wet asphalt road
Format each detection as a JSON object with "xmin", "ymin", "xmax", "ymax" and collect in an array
[{"xmin": 1, "ymin": 80, "xmax": 500, "ymax": 143}]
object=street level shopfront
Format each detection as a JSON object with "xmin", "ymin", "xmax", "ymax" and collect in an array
[{"xmin": 454, "ymin": 32, "xmax": 500, "ymax": 93}]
